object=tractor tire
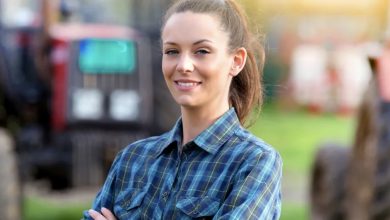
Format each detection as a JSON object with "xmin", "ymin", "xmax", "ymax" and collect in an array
[
  {"xmin": 0, "ymin": 129, "xmax": 21, "ymax": 220},
  {"xmin": 310, "ymin": 143, "xmax": 350, "ymax": 220}
]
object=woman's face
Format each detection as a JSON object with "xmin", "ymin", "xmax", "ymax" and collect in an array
[{"xmin": 161, "ymin": 11, "xmax": 236, "ymax": 111}]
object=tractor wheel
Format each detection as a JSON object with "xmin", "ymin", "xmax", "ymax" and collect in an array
[
  {"xmin": 310, "ymin": 143, "xmax": 350, "ymax": 220},
  {"xmin": 0, "ymin": 129, "xmax": 21, "ymax": 220}
]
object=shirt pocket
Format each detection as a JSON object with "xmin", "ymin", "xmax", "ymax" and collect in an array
[
  {"xmin": 114, "ymin": 188, "xmax": 147, "ymax": 219},
  {"xmin": 176, "ymin": 196, "xmax": 221, "ymax": 218}
]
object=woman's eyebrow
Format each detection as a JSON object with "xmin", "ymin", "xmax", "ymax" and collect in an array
[
  {"xmin": 163, "ymin": 39, "xmax": 213, "ymax": 46},
  {"xmin": 193, "ymin": 39, "xmax": 213, "ymax": 45},
  {"xmin": 163, "ymin": 41, "xmax": 177, "ymax": 46}
]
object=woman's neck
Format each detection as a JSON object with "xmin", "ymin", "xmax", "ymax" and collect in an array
[{"xmin": 181, "ymin": 105, "xmax": 229, "ymax": 145}]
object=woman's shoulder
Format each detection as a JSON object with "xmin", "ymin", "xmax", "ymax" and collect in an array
[
  {"xmin": 117, "ymin": 131, "xmax": 172, "ymax": 158},
  {"xmin": 232, "ymin": 127, "xmax": 281, "ymax": 162},
  {"xmin": 225, "ymin": 128, "xmax": 282, "ymax": 181}
]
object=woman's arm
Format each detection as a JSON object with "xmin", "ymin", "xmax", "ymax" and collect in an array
[
  {"xmin": 214, "ymin": 150, "xmax": 282, "ymax": 220},
  {"xmin": 83, "ymin": 151, "xmax": 123, "ymax": 220}
]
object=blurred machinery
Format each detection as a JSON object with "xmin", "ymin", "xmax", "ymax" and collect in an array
[
  {"xmin": 310, "ymin": 43, "xmax": 390, "ymax": 219},
  {"xmin": 0, "ymin": 0, "xmax": 178, "ymax": 192}
]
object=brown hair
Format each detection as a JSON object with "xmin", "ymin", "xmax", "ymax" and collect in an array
[{"xmin": 162, "ymin": 0, "xmax": 264, "ymax": 126}]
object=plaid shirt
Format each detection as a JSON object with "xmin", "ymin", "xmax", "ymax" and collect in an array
[{"xmin": 84, "ymin": 108, "xmax": 282, "ymax": 219}]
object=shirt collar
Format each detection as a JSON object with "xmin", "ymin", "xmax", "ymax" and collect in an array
[{"xmin": 158, "ymin": 108, "xmax": 241, "ymax": 156}]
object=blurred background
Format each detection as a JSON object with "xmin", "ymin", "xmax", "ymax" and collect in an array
[{"xmin": 0, "ymin": 0, "xmax": 389, "ymax": 219}]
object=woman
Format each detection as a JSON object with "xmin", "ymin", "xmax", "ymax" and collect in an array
[{"xmin": 85, "ymin": 0, "xmax": 282, "ymax": 219}]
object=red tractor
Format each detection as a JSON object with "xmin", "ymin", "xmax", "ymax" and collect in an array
[
  {"xmin": 0, "ymin": 0, "xmax": 178, "ymax": 190},
  {"xmin": 19, "ymin": 23, "xmax": 159, "ymax": 188}
]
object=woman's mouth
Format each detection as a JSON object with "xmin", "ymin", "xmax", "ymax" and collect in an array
[{"xmin": 174, "ymin": 80, "xmax": 201, "ymax": 90}]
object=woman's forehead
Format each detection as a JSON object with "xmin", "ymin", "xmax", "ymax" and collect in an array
[{"xmin": 162, "ymin": 11, "xmax": 228, "ymax": 45}]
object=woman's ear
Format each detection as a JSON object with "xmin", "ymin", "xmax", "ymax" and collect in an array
[{"xmin": 230, "ymin": 47, "xmax": 247, "ymax": 76}]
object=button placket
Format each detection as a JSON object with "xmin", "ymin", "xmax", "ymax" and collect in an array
[{"xmin": 162, "ymin": 143, "xmax": 185, "ymax": 219}]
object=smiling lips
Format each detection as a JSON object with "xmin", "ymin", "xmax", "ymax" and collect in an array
[{"xmin": 174, "ymin": 80, "xmax": 202, "ymax": 91}]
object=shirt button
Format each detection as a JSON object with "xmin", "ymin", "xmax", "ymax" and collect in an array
[{"xmin": 162, "ymin": 192, "xmax": 168, "ymax": 197}]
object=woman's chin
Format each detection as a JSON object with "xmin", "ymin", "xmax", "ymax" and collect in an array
[
  {"xmin": 174, "ymin": 96, "xmax": 196, "ymax": 107},
  {"xmin": 176, "ymin": 100, "xmax": 199, "ymax": 109},
  {"xmin": 178, "ymin": 102, "xmax": 196, "ymax": 108}
]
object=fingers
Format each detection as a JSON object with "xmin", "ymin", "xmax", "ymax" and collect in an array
[
  {"xmin": 88, "ymin": 208, "xmax": 116, "ymax": 220},
  {"xmin": 88, "ymin": 209, "xmax": 104, "ymax": 220},
  {"xmin": 101, "ymin": 207, "xmax": 116, "ymax": 220}
]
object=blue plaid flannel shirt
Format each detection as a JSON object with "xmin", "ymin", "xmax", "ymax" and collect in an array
[{"xmin": 84, "ymin": 108, "xmax": 282, "ymax": 219}]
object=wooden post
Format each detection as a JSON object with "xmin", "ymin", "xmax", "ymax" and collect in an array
[
  {"xmin": 0, "ymin": 129, "xmax": 21, "ymax": 220},
  {"xmin": 35, "ymin": 0, "xmax": 61, "ymax": 85},
  {"xmin": 41, "ymin": 0, "xmax": 60, "ymax": 33}
]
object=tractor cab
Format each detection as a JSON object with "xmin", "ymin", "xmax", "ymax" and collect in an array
[{"xmin": 49, "ymin": 23, "xmax": 153, "ymax": 131}]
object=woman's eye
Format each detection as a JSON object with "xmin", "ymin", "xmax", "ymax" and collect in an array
[
  {"xmin": 195, "ymin": 49, "xmax": 210, "ymax": 55},
  {"xmin": 164, "ymin": 49, "xmax": 179, "ymax": 55}
]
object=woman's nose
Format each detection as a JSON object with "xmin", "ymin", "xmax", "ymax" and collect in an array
[{"xmin": 176, "ymin": 54, "xmax": 194, "ymax": 73}]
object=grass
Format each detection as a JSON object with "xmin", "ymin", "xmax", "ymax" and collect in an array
[
  {"xmin": 23, "ymin": 104, "xmax": 355, "ymax": 220},
  {"xmin": 23, "ymin": 196, "xmax": 90, "ymax": 220},
  {"xmin": 280, "ymin": 202, "xmax": 308, "ymax": 220},
  {"xmin": 250, "ymin": 104, "xmax": 355, "ymax": 174}
]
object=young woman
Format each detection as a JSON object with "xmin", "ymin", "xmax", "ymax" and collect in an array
[{"xmin": 85, "ymin": 0, "xmax": 282, "ymax": 219}]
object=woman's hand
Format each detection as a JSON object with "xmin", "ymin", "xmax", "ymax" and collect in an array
[{"xmin": 88, "ymin": 207, "xmax": 117, "ymax": 220}]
